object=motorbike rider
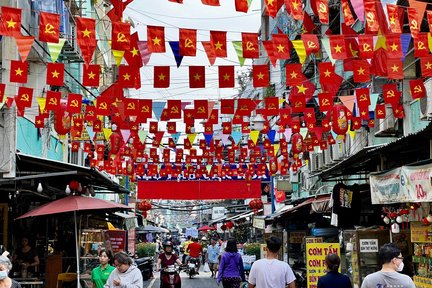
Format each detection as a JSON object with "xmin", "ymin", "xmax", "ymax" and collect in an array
[
  {"xmin": 186, "ymin": 238, "xmax": 203, "ymax": 273},
  {"xmin": 156, "ymin": 241, "xmax": 183, "ymax": 287}
]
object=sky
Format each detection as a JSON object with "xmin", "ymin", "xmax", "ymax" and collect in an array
[{"xmin": 124, "ymin": 0, "xmax": 262, "ymax": 103}]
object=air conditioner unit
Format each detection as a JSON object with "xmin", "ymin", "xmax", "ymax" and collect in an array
[
  {"xmin": 111, "ymin": 64, "xmax": 119, "ymax": 83},
  {"xmin": 331, "ymin": 142, "xmax": 342, "ymax": 162},
  {"xmin": 420, "ymin": 93, "xmax": 432, "ymax": 120},
  {"xmin": 374, "ymin": 105, "xmax": 398, "ymax": 137},
  {"xmin": 323, "ymin": 149, "xmax": 332, "ymax": 166},
  {"xmin": 310, "ymin": 153, "xmax": 322, "ymax": 172},
  {"xmin": 317, "ymin": 153, "xmax": 324, "ymax": 170}
]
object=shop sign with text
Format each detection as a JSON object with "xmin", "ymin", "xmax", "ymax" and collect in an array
[{"xmin": 306, "ymin": 243, "xmax": 340, "ymax": 288}]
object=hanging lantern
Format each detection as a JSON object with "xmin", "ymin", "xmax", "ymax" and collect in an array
[
  {"xmin": 54, "ymin": 103, "xmax": 71, "ymax": 135},
  {"xmin": 225, "ymin": 221, "xmax": 234, "ymax": 229},
  {"xmin": 110, "ymin": 132, "xmax": 123, "ymax": 155},
  {"xmin": 69, "ymin": 180, "xmax": 80, "ymax": 191},
  {"xmin": 291, "ymin": 133, "xmax": 303, "ymax": 154},
  {"xmin": 331, "ymin": 103, "xmax": 349, "ymax": 135}
]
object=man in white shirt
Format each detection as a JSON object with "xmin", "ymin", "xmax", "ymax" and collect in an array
[{"xmin": 248, "ymin": 236, "xmax": 295, "ymax": 288}]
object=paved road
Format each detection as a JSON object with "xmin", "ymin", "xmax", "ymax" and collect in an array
[{"xmin": 144, "ymin": 269, "xmax": 220, "ymax": 288}]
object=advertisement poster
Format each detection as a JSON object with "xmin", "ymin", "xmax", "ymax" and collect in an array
[
  {"xmin": 411, "ymin": 222, "xmax": 432, "ymax": 243},
  {"xmin": 104, "ymin": 230, "xmax": 127, "ymax": 254},
  {"xmin": 306, "ymin": 243, "xmax": 340, "ymax": 288},
  {"xmin": 359, "ymin": 239, "xmax": 379, "ymax": 253},
  {"xmin": 370, "ymin": 167, "xmax": 403, "ymax": 204}
]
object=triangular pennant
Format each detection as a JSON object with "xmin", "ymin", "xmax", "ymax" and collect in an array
[
  {"xmin": 171, "ymin": 132, "xmax": 181, "ymax": 144},
  {"xmin": 220, "ymin": 134, "xmax": 230, "ymax": 145},
  {"xmin": 273, "ymin": 143, "xmax": 280, "ymax": 155},
  {"xmin": 187, "ymin": 133, "xmax": 197, "ymax": 144},
  {"xmin": 429, "ymin": 33, "xmax": 432, "ymax": 53},
  {"xmin": 370, "ymin": 93, "xmax": 379, "ymax": 111},
  {"xmin": 348, "ymin": 129, "xmax": 356, "ymax": 140},
  {"xmin": 339, "ymin": 95, "xmax": 355, "ymax": 112},
  {"xmin": 232, "ymin": 41, "xmax": 245, "ymax": 66},
  {"xmin": 137, "ymin": 41, "xmax": 152, "ymax": 66},
  {"xmin": 36, "ymin": 97, "xmax": 46, "ymax": 113},
  {"xmin": 250, "ymin": 130, "xmax": 260, "ymax": 144},
  {"xmin": 202, "ymin": 41, "xmax": 216, "ymax": 66},
  {"xmin": 204, "ymin": 133, "xmax": 213, "ymax": 145},
  {"xmin": 47, "ymin": 38, "xmax": 66, "ymax": 62},
  {"xmin": 120, "ymin": 129, "xmax": 131, "ymax": 143},
  {"xmin": 206, "ymin": 164, "xmax": 212, "ymax": 174},
  {"xmin": 267, "ymin": 129, "xmax": 276, "ymax": 144},
  {"xmin": 112, "ymin": 49, "xmax": 125, "ymax": 66},
  {"xmin": 299, "ymin": 128, "xmax": 308, "ymax": 138},
  {"xmin": 86, "ymin": 126, "xmax": 95, "ymax": 141},
  {"xmin": 152, "ymin": 102, "xmax": 166, "ymax": 121},
  {"xmin": 283, "ymin": 129, "xmax": 292, "ymax": 141},
  {"xmin": 15, "ymin": 36, "xmax": 35, "ymax": 62},
  {"xmin": 231, "ymin": 131, "xmax": 242, "ymax": 144},
  {"xmin": 291, "ymin": 40, "xmax": 307, "ymax": 64},
  {"xmin": 401, "ymin": 34, "xmax": 411, "ymax": 61},
  {"xmin": 169, "ymin": 41, "xmax": 184, "ymax": 68},
  {"xmin": 103, "ymin": 128, "xmax": 113, "ymax": 140},
  {"xmin": 320, "ymin": 37, "xmax": 336, "ymax": 64},
  {"xmin": 350, "ymin": 0, "xmax": 364, "ymax": 22},
  {"xmin": 138, "ymin": 130, "xmax": 148, "ymax": 143}
]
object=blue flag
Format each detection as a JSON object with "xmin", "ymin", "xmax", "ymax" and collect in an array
[{"xmin": 169, "ymin": 41, "xmax": 184, "ymax": 68}]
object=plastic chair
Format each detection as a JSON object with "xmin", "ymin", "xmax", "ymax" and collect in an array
[{"xmin": 56, "ymin": 273, "xmax": 77, "ymax": 288}]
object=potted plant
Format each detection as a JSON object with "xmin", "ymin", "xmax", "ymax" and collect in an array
[
  {"xmin": 244, "ymin": 243, "xmax": 261, "ymax": 260},
  {"xmin": 136, "ymin": 242, "xmax": 156, "ymax": 258}
]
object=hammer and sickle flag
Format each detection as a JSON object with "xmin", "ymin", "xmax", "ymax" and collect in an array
[
  {"xmin": 302, "ymin": 34, "xmax": 320, "ymax": 55},
  {"xmin": 179, "ymin": 28, "xmax": 197, "ymax": 56},
  {"xmin": 242, "ymin": 32, "xmax": 259, "ymax": 58},
  {"xmin": 168, "ymin": 100, "xmax": 182, "ymax": 119},
  {"xmin": 67, "ymin": 93, "xmax": 82, "ymax": 114},
  {"xmin": 375, "ymin": 104, "xmax": 386, "ymax": 119},
  {"xmin": 409, "ymin": 79, "xmax": 426, "ymax": 99},
  {"xmin": 45, "ymin": 90, "xmax": 61, "ymax": 111},
  {"xmin": 15, "ymin": 87, "xmax": 33, "ymax": 109},
  {"xmin": 194, "ymin": 99, "xmax": 209, "ymax": 119},
  {"xmin": 315, "ymin": 0, "xmax": 329, "ymax": 24},
  {"xmin": 358, "ymin": 35, "xmax": 374, "ymax": 59},
  {"xmin": 39, "ymin": 12, "xmax": 60, "ymax": 43},
  {"xmin": 112, "ymin": 21, "xmax": 131, "ymax": 51}
]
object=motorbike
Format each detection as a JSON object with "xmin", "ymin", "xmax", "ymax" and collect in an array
[
  {"xmin": 135, "ymin": 256, "xmax": 154, "ymax": 281},
  {"xmin": 292, "ymin": 261, "xmax": 307, "ymax": 288},
  {"xmin": 161, "ymin": 265, "xmax": 182, "ymax": 288},
  {"xmin": 186, "ymin": 257, "xmax": 199, "ymax": 279}
]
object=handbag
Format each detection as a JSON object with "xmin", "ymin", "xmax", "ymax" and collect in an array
[{"xmin": 203, "ymin": 262, "xmax": 210, "ymax": 272}]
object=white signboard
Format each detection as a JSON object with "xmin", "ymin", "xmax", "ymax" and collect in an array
[
  {"xmin": 212, "ymin": 207, "xmax": 226, "ymax": 219},
  {"xmin": 359, "ymin": 239, "xmax": 379, "ymax": 253}
]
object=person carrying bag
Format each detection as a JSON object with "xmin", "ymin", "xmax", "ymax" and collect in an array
[{"xmin": 217, "ymin": 238, "xmax": 246, "ymax": 288}]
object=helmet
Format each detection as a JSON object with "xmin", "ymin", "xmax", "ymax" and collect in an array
[
  {"xmin": 163, "ymin": 241, "xmax": 173, "ymax": 248},
  {"xmin": 201, "ymin": 237, "xmax": 208, "ymax": 241}
]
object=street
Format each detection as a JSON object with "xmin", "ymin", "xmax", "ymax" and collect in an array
[{"xmin": 144, "ymin": 268, "xmax": 220, "ymax": 288}]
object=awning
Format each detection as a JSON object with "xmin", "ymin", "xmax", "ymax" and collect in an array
[
  {"xmin": 113, "ymin": 212, "xmax": 138, "ymax": 230},
  {"xmin": 268, "ymin": 194, "xmax": 331, "ymax": 220},
  {"xmin": 225, "ymin": 209, "xmax": 263, "ymax": 222},
  {"xmin": 8, "ymin": 153, "xmax": 129, "ymax": 194}
]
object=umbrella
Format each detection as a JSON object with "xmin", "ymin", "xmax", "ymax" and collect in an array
[
  {"xmin": 198, "ymin": 225, "xmax": 216, "ymax": 231},
  {"xmin": 16, "ymin": 195, "xmax": 130, "ymax": 287}
]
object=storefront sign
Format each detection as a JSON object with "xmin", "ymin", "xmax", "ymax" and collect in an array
[
  {"xmin": 371, "ymin": 163, "xmax": 432, "ymax": 204},
  {"xmin": 359, "ymin": 239, "xmax": 378, "ymax": 252},
  {"xmin": 411, "ymin": 221, "xmax": 432, "ymax": 243},
  {"xmin": 253, "ymin": 217, "xmax": 266, "ymax": 229},
  {"xmin": 306, "ymin": 243, "xmax": 340, "ymax": 288},
  {"xmin": 104, "ymin": 230, "xmax": 126, "ymax": 254},
  {"xmin": 289, "ymin": 231, "xmax": 306, "ymax": 244},
  {"xmin": 305, "ymin": 237, "xmax": 323, "ymax": 244},
  {"xmin": 212, "ymin": 207, "xmax": 226, "ymax": 219}
]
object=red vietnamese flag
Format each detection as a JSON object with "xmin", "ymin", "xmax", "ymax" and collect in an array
[
  {"xmin": 285, "ymin": 63, "xmax": 303, "ymax": 85},
  {"xmin": 318, "ymin": 93, "xmax": 333, "ymax": 112},
  {"xmin": 75, "ymin": 17, "xmax": 97, "ymax": 65},
  {"xmin": 183, "ymin": 109, "xmax": 195, "ymax": 124},
  {"xmin": 291, "ymin": 79, "xmax": 315, "ymax": 98},
  {"xmin": 329, "ymin": 35, "xmax": 347, "ymax": 59},
  {"xmin": 221, "ymin": 99, "xmax": 235, "ymax": 114},
  {"xmin": 253, "ymin": 65, "xmax": 269, "ymax": 87},
  {"xmin": 10, "ymin": 60, "xmax": 28, "ymax": 83},
  {"xmin": 385, "ymin": 34, "xmax": 403, "ymax": 59},
  {"xmin": 207, "ymin": 108, "xmax": 219, "ymax": 125},
  {"xmin": 232, "ymin": 111, "xmax": 243, "ymax": 124},
  {"xmin": 272, "ymin": 34, "xmax": 290, "ymax": 59},
  {"xmin": 341, "ymin": 0, "xmax": 354, "ymax": 26},
  {"xmin": 427, "ymin": 11, "xmax": 432, "ymax": 32},
  {"xmin": 414, "ymin": 33, "xmax": 429, "ymax": 58},
  {"xmin": 407, "ymin": 8, "xmax": 420, "ymax": 38},
  {"xmin": 382, "ymin": 84, "xmax": 400, "ymax": 107},
  {"xmin": 262, "ymin": 41, "xmax": 277, "ymax": 67},
  {"xmin": 118, "ymin": 65, "xmax": 137, "ymax": 88},
  {"xmin": 39, "ymin": 12, "xmax": 60, "ymax": 43},
  {"xmin": 45, "ymin": 90, "xmax": 61, "ymax": 111},
  {"xmin": 285, "ymin": 0, "xmax": 303, "ymax": 20},
  {"xmin": 421, "ymin": 56, "xmax": 432, "ymax": 77},
  {"xmin": 409, "ymin": 79, "xmax": 426, "ymax": 99},
  {"xmin": 279, "ymin": 108, "xmax": 291, "ymax": 125},
  {"xmin": 235, "ymin": 0, "xmax": 249, "ymax": 12},
  {"xmin": 46, "ymin": 62, "xmax": 64, "ymax": 86},
  {"xmin": 169, "ymin": 0, "xmax": 183, "ymax": 3},
  {"xmin": 124, "ymin": 32, "xmax": 143, "ymax": 68},
  {"xmin": 67, "ymin": 93, "xmax": 82, "ymax": 114},
  {"xmin": 154, "ymin": 66, "xmax": 170, "ymax": 88},
  {"xmin": 179, "ymin": 28, "xmax": 197, "ymax": 56},
  {"xmin": 375, "ymin": 104, "xmax": 386, "ymax": 119},
  {"xmin": 302, "ymin": 34, "xmax": 320, "ymax": 55},
  {"xmin": 386, "ymin": 4, "xmax": 402, "ymax": 34},
  {"xmin": 111, "ymin": 21, "xmax": 130, "ymax": 51},
  {"xmin": 315, "ymin": 0, "xmax": 329, "ymax": 24},
  {"xmin": 194, "ymin": 99, "xmax": 209, "ymax": 119},
  {"xmin": 364, "ymin": 0, "xmax": 379, "ymax": 33},
  {"xmin": 222, "ymin": 122, "xmax": 232, "ymax": 134},
  {"xmin": 218, "ymin": 66, "xmax": 235, "ymax": 88},
  {"xmin": 82, "ymin": 64, "xmax": 100, "ymax": 87},
  {"xmin": 210, "ymin": 31, "xmax": 227, "ymax": 58},
  {"xmin": 189, "ymin": 66, "xmax": 205, "ymax": 88},
  {"xmin": 147, "ymin": 26, "xmax": 165, "ymax": 53},
  {"xmin": 352, "ymin": 60, "xmax": 370, "ymax": 83},
  {"xmin": 167, "ymin": 100, "xmax": 181, "ymax": 119},
  {"xmin": 202, "ymin": 0, "xmax": 220, "ymax": 5},
  {"xmin": 0, "ymin": 6, "xmax": 21, "ymax": 37},
  {"xmin": 358, "ymin": 35, "xmax": 374, "ymax": 59},
  {"xmin": 15, "ymin": 86, "xmax": 33, "ymax": 108},
  {"xmin": 386, "ymin": 59, "xmax": 403, "ymax": 80},
  {"xmin": 242, "ymin": 33, "xmax": 259, "ymax": 58},
  {"xmin": 264, "ymin": 0, "xmax": 278, "ymax": 18},
  {"xmin": 319, "ymin": 62, "xmax": 335, "ymax": 85},
  {"xmin": 0, "ymin": 84, "xmax": 5, "ymax": 103}
]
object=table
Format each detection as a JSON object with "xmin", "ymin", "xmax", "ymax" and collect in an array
[{"xmin": 14, "ymin": 278, "xmax": 44, "ymax": 288}]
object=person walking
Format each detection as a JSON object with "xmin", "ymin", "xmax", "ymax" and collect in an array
[
  {"xmin": 317, "ymin": 253, "xmax": 352, "ymax": 288},
  {"xmin": 206, "ymin": 238, "xmax": 220, "ymax": 279},
  {"xmin": 92, "ymin": 249, "xmax": 115, "ymax": 288},
  {"xmin": 248, "ymin": 236, "xmax": 295, "ymax": 288},
  {"xmin": 361, "ymin": 243, "xmax": 415, "ymax": 288},
  {"xmin": 104, "ymin": 252, "xmax": 143, "ymax": 288},
  {"xmin": 217, "ymin": 238, "xmax": 246, "ymax": 288}
]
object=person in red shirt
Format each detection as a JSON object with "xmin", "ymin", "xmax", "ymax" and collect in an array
[{"xmin": 187, "ymin": 238, "xmax": 203, "ymax": 271}]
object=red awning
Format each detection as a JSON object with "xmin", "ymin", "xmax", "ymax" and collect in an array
[{"xmin": 137, "ymin": 180, "xmax": 261, "ymax": 200}]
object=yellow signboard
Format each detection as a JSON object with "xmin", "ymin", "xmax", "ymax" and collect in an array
[
  {"xmin": 411, "ymin": 221, "xmax": 432, "ymax": 243},
  {"xmin": 306, "ymin": 243, "xmax": 340, "ymax": 288}
]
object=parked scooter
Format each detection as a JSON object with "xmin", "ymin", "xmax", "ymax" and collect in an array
[
  {"xmin": 292, "ymin": 261, "xmax": 307, "ymax": 288},
  {"xmin": 135, "ymin": 256, "xmax": 154, "ymax": 281},
  {"xmin": 186, "ymin": 257, "xmax": 199, "ymax": 279},
  {"xmin": 161, "ymin": 265, "xmax": 182, "ymax": 288}
]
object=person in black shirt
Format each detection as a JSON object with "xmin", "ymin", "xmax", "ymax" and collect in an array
[{"xmin": 317, "ymin": 254, "xmax": 352, "ymax": 288}]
